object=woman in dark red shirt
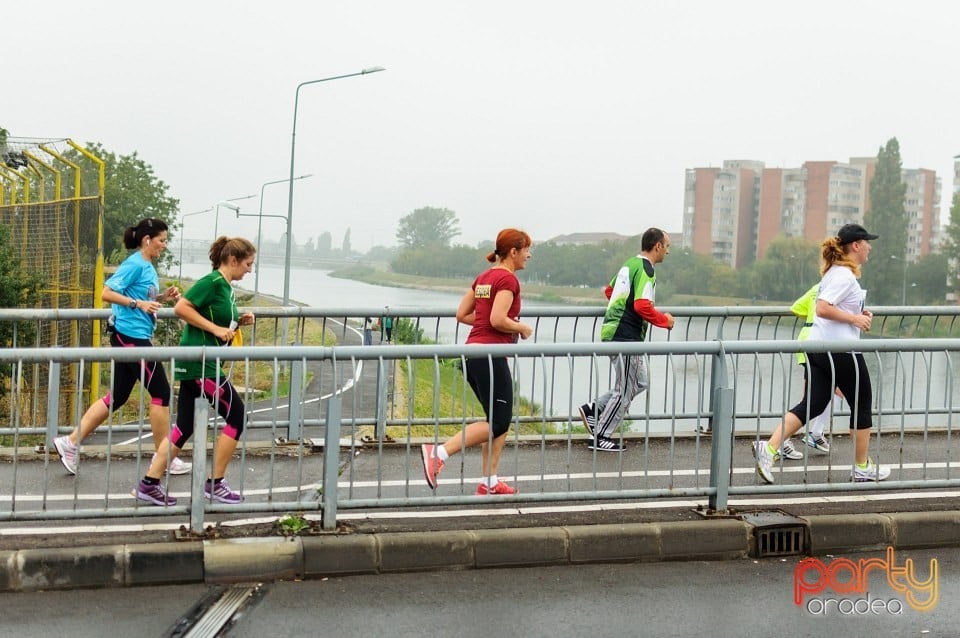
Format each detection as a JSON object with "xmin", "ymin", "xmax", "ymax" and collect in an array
[{"xmin": 420, "ymin": 229, "xmax": 534, "ymax": 495}]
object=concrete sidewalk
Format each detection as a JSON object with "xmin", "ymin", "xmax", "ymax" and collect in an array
[
  {"xmin": 3, "ymin": 509, "xmax": 959, "ymax": 592},
  {"xmin": 3, "ymin": 430, "xmax": 960, "ymax": 591}
]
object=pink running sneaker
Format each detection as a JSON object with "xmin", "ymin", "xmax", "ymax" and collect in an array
[
  {"xmin": 476, "ymin": 480, "xmax": 517, "ymax": 495},
  {"xmin": 420, "ymin": 443, "xmax": 444, "ymax": 489}
]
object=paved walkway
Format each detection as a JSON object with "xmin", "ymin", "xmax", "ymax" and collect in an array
[
  {"xmin": 3, "ymin": 426, "xmax": 960, "ymax": 591},
  {"xmin": 4, "ymin": 316, "xmax": 960, "ymax": 591}
]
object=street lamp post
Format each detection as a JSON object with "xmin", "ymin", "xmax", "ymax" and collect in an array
[
  {"xmin": 236, "ymin": 208, "xmax": 294, "ymax": 302},
  {"xmin": 213, "ymin": 193, "xmax": 258, "ymax": 240},
  {"xmin": 901, "ymin": 252, "xmax": 909, "ymax": 306},
  {"xmin": 282, "ymin": 66, "xmax": 385, "ymax": 346},
  {"xmin": 891, "ymin": 252, "xmax": 909, "ymax": 306},
  {"xmin": 254, "ymin": 174, "xmax": 312, "ymax": 303},
  {"xmin": 214, "ymin": 201, "xmax": 241, "ymax": 239},
  {"xmin": 178, "ymin": 208, "xmax": 213, "ymax": 281}
]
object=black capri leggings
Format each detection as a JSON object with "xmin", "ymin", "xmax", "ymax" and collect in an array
[
  {"xmin": 788, "ymin": 351, "xmax": 873, "ymax": 430},
  {"xmin": 465, "ymin": 356, "xmax": 513, "ymax": 437},
  {"xmin": 170, "ymin": 377, "xmax": 246, "ymax": 448},
  {"xmin": 103, "ymin": 331, "xmax": 171, "ymax": 409}
]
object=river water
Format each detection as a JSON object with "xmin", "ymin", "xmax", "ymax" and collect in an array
[{"xmin": 177, "ymin": 263, "xmax": 959, "ymax": 433}]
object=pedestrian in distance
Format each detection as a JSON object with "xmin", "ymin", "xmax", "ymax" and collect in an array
[
  {"xmin": 363, "ymin": 316, "xmax": 374, "ymax": 346},
  {"xmin": 753, "ymin": 224, "xmax": 891, "ymax": 484},
  {"xmin": 53, "ymin": 218, "xmax": 191, "ymax": 477},
  {"xmin": 133, "ymin": 236, "xmax": 256, "ymax": 506},
  {"xmin": 420, "ymin": 228, "xmax": 534, "ymax": 495},
  {"xmin": 579, "ymin": 228, "xmax": 675, "ymax": 452},
  {"xmin": 383, "ymin": 314, "xmax": 394, "ymax": 343}
]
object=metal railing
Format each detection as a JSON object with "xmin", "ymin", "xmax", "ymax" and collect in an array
[{"xmin": 0, "ymin": 306, "xmax": 958, "ymax": 534}]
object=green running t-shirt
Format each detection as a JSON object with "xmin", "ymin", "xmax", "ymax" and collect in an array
[
  {"xmin": 174, "ymin": 270, "xmax": 238, "ymax": 381},
  {"xmin": 600, "ymin": 255, "xmax": 656, "ymax": 343}
]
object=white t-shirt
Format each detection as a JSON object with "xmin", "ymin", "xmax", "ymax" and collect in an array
[{"xmin": 809, "ymin": 265, "xmax": 866, "ymax": 342}]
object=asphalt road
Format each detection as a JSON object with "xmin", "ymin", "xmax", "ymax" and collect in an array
[{"xmin": 1, "ymin": 547, "xmax": 954, "ymax": 637}]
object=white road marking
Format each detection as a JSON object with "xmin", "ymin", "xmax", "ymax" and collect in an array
[
  {"xmin": 1, "ymin": 460, "xmax": 953, "ymax": 504},
  {"xmin": 2, "ymin": 489, "xmax": 957, "ymax": 537}
]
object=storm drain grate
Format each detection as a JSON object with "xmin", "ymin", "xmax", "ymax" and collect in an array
[
  {"xmin": 756, "ymin": 526, "xmax": 804, "ymax": 557},
  {"xmin": 740, "ymin": 509, "xmax": 808, "ymax": 558}
]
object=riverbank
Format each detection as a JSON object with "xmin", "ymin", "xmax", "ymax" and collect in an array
[
  {"xmin": 328, "ymin": 265, "xmax": 607, "ymax": 305},
  {"xmin": 326, "ymin": 265, "xmax": 781, "ymax": 307}
]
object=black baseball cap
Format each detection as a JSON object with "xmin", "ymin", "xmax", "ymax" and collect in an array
[{"xmin": 837, "ymin": 223, "xmax": 879, "ymax": 245}]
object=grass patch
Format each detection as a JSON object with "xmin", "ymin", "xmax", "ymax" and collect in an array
[{"xmin": 382, "ymin": 356, "xmax": 548, "ymax": 439}]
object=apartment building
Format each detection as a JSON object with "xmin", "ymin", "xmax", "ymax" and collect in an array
[{"xmin": 683, "ymin": 158, "xmax": 940, "ymax": 268}]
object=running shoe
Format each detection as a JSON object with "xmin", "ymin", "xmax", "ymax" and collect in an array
[
  {"xmin": 53, "ymin": 435, "xmax": 78, "ymax": 475},
  {"xmin": 152, "ymin": 453, "xmax": 192, "ymax": 475},
  {"xmin": 578, "ymin": 402, "xmax": 596, "ymax": 439},
  {"xmin": 752, "ymin": 440, "xmax": 775, "ymax": 484},
  {"xmin": 420, "ymin": 443, "xmax": 445, "ymax": 489},
  {"xmin": 476, "ymin": 480, "xmax": 517, "ymax": 495},
  {"xmin": 204, "ymin": 479, "xmax": 242, "ymax": 504},
  {"xmin": 803, "ymin": 433, "xmax": 830, "ymax": 453},
  {"xmin": 134, "ymin": 480, "xmax": 177, "ymax": 506},
  {"xmin": 851, "ymin": 458, "xmax": 891, "ymax": 482},
  {"xmin": 588, "ymin": 435, "xmax": 625, "ymax": 452},
  {"xmin": 777, "ymin": 438, "xmax": 804, "ymax": 461}
]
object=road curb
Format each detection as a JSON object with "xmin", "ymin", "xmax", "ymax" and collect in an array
[{"xmin": 2, "ymin": 512, "xmax": 959, "ymax": 591}]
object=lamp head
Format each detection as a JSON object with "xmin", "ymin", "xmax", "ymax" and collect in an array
[{"xmin": 218, "ymin": 201, "xmax": 241, "ymax": 212}]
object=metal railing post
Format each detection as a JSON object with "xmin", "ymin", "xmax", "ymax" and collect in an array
[
  {"xmin": 45, "ymin": 359, "xmax": 61, "ymax": 448},
  {"xmin": 190, "ymin": 398, "xmax": 209, "ymax": 535},
  {"xmin": 374, "ymin": 358, "xmax": 388, "ymax": 440},
  {"xmin": 321, "ymin": 396, "xmax": 342, "ymax": 530},
  {"xmin": 287, "ymin": 357, "xmax": 304, "ymax": 441},
  {"xmin": 708, "ymin": 349, "xmax": 733, "ymax": 513}
]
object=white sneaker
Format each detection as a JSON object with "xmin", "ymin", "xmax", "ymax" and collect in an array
[
  {"xmin": 169, "ymin": 457, "xmax": 192, "ymax": 475},
  {"xmin": 153, "ymin": 454, "xmax": 192, "ymax": 475},
  {"xmin": 803, "ymin": 433, "xmax": 831, "ymax": 453},
  {"xmin": 851, "ymin": 458, "xmax": 891, "ymax": 482},
  {"xmin": 778, "ymin": 438, "xmax": 804, "ymax": 460},
  {"xmin": 53, "ymin": 435, "xmax": 78, "ymax": 475},
  {"xmin": 752, "ymin": 441, "xmax": 774, "ymax": 484}
]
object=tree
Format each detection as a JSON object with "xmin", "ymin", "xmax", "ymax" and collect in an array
[
  {"xmin": 862, "ymin": 138, "xmax": 907, "ymax": 305},
  {"xmin": 0, "ymin": 126, "xmax": 27, "ymax": 172},
  {"xmin": 396, "ymin": 207, "xmax": 461, "ymax": 249},
  {"xmin": 0, "ymin": 224, "xmax": 43, "ymax": 351},
  {"xmin": 657, "ymin": 249, "xmax": 738, "ymax": 298},
  {"xmin": 908, "ymin": 252, "xmax": 948, "ymax": 305},
  {"xmin": 342, "ymin": 228, "xmax": 352, "ymax": 254},
  {"xmin": 61, "ymin": 142, "xmax": 180, "ymax": 268},
  {"xmin": 747, "ymin": 236, "xmax": 821, "ymax": 301},
  {"xmin": 317, "ymin": 231, "xmax": 332, "ymax": 256},
  {"xmin": 942, "ymin": 192, "xmax": 960, "ymax": 300}
]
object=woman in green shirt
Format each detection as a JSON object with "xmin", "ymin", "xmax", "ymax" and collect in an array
[{"xmin": 134, "ymin": 236, "xmax": 256, "ymax": 506}]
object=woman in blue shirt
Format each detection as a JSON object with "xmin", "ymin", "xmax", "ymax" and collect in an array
[{"xmin": 53, "ymin": 218, "xmax": 189, "ymax": 476}]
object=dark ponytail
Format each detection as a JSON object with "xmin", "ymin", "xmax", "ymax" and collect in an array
[{"xmin": 123, "ymin": 217, "xmax": 168, "ymax": 250}]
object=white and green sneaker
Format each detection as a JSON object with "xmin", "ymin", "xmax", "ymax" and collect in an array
[
  {"xmin": 851, "ymin": 458, "xmax": 891, "ymax": 482},
  {"xmin": 752, "ymin": 441, "xmax": 775, "ymax": 484}
]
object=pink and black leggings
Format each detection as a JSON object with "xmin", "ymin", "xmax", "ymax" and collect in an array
[
  {"xmin": 101, "ymin": 331, "xmax": 171, "ymax": 410},
  {"xmin": 169, "ymin": 377, "xmax": 246, "ymax": 448}
]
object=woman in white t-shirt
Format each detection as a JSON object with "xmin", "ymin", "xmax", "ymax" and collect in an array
[{"xmin": 753, "ymin": 224, "xmax": 891, "ymax": 484}]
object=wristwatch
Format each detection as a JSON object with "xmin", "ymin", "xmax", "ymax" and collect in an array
[{"xmin": 128, "ymin": 298, "xmax": 138, "ymax": 309}]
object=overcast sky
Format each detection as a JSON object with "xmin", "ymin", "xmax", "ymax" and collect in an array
[{"xmin": 5, "ymin": 1, "xmax": 958, "ymax": 252}]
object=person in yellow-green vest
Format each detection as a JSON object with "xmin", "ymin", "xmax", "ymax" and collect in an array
[{"xmin": 777, "ymin": 284, "xmax": 841, "ymax": 461}]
